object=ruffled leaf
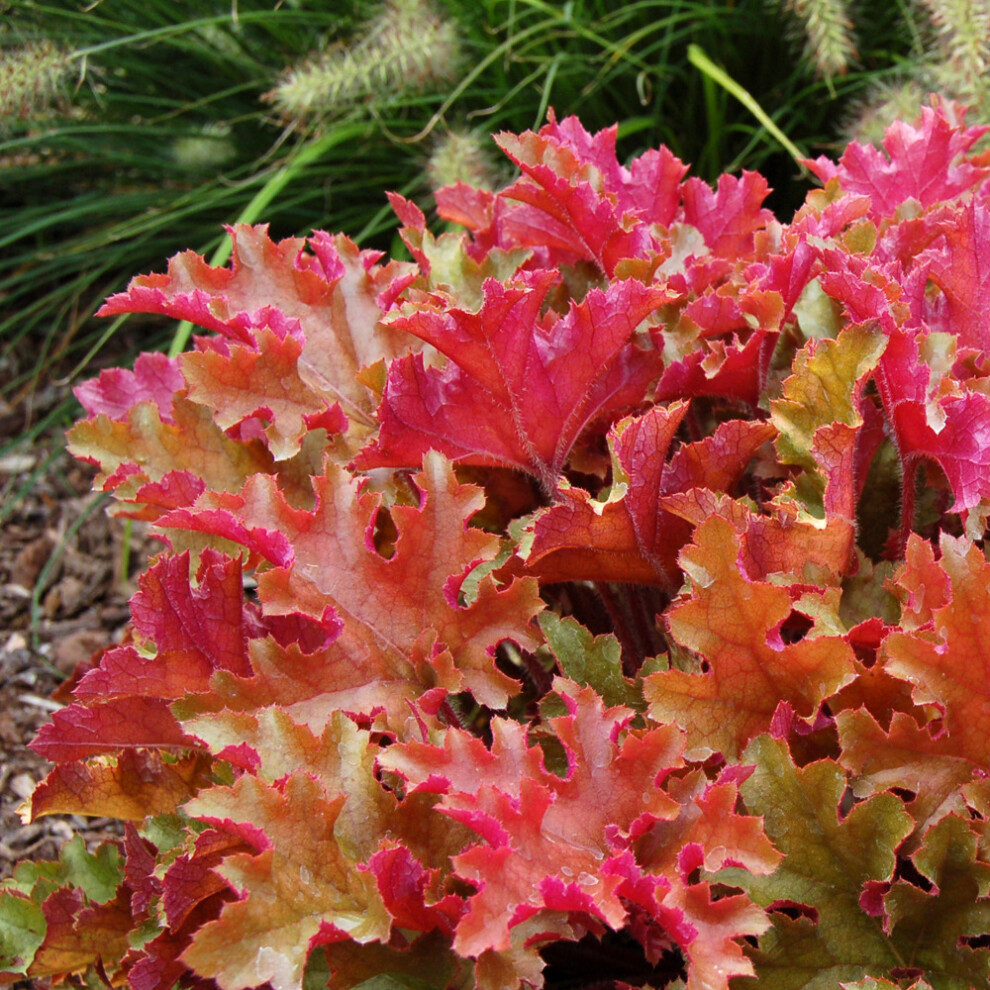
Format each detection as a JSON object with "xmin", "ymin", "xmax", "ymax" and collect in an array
[
  {"xmin": 644, "ymin": 515, "xmax": 857, "ymax": 760},
  {"xmin": 356, "ymin": 276, "xmax": 670, "ymax": 494}
]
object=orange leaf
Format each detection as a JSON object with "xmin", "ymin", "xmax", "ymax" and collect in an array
[
  {"xmin": 181, "ymin": 774, "xmax": 390, "ymax": 990},
  {"xmin": 644, "ymin": 515, "xmax": 856, "ymax": 759}
]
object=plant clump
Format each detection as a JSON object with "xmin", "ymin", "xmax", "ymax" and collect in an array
[{"xmin": 3, "ymin": 100, "xmax": 990, "ymax": 990}]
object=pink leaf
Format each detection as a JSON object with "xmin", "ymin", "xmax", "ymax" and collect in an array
[{"xmin": 75, "ymin": 352, "xmax": 184, "ymax": 425}]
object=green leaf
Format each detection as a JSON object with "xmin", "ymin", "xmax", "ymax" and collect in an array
[
  {"xmin": 773, "ymin": 319, "xmax": 887, "ymax": 466},
  {"xmin": 0, "ymin": 892, "xmax": 45, "ymax": 975},
  {"xmin": 718, "ymin": 736, "xmax": 914, "ymax": 988},
  {"xmin": 884, "ymin": 815, "xmax": 990, "ymax": 987},
  {"xmin": 6, "ymin": 835, "xmax": 121, "ymax": 904},
  {"xmin": 538, "ymin": 612, "xmax": 643, "ymax": 710},
  {"xmin": 0, "ymin": 835, "xmax": 124, "ymax": 978},
  {"xmin": 792, "ymin": 277, "xmax": 843, "ymax": 341},
  {"xmin": 770, "ymin": 322, "xmax": 886, "ymax": 506}
]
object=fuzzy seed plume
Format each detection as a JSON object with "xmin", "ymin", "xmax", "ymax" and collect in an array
[
  {"xmin": 778, "ymin": 0, "xmax": 858, "ymax": 80},
  {"xmin": 919, "ymin": 0, "xmax": 990, "ymax": 96},
  {"xmin": 0, "ymin": 39, "xmax": 73, "ymax": 124},
  {"xmin": 265, "ymin": 0, "xmax": 463, "ymax": 122},
  {"xmin": 842, "ymin": 79, "xmax": 929, "ymax": 146},
  {"xmin": 426, "ymin": 129, "xmax": 502, "ymax": 193}
]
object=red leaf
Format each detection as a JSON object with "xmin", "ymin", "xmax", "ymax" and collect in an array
[
  {"xmin": 128, "ymin": 471, "xmax": 206, "ymax": 519},
  {"xmin": 875, "ymin": 324, "xmax": 990, "ymax": 514},
  {"xmin": 446, "ymin": 779, "xmax": 629, "ymax": 956},
  {"xmin": 29, "ymin": 750, "xmax": 211, "ymax": 821},
  {"xmin": 40, "ymin": 551, "xmax": 256, "ymax": 780},
  {"xmin": 165, "ymin": 453, "xmax": 542, "ymax": 720},
  {"xmin": 163, "ymin": 829, "xmax": 245, "ymax": 931},
  {"xmin": 632, "ymin": 769, "xmax": 782, "ymax": 881},
  {"xmin": 182, "ymin": 322, "xmax": 348, "ymax": 459},
  {"xmin": 494, "ymin": 112, "xmax": 687, "ymax": 274},
  {"xmin": 365, "ymin": 844, "xmax": 464, "ymax": 936},
  {"xmin": 435, "ymin": 181, "xmax": 497, "ymax": 231},
  {"xmin": 660, "ymin": 489, "xmax": 854, "ymax": 586},
  {"xmin": 386, "ymin": 681, "xmax": 685, "ymax": 842},
  {"xmin": 31, "ymin": 888, "xmax": 133, "ymax": 981},
  {"xmin": 655, "ymin": 324, "xmax": 779, "ymax": 407},
  {"xmin": 129, "ymin": 549, "xmax": 252, "ymax": 679},
  {"xmin": 918, "ymin": 196, "xmax": 990, "ymax": 353},
  {"xmin": 357, "ymin": 274, "xmax": 670, "ymax": 493},
  {"xmin": 31, "ymin": 697, "xmax": 201, "ymax": 763},
  {"xmin": 680, "ymin": 171, "xmax": 773, "ymax": 257},
  {"xmin": 383, "ymin": 683, "xmax": 687, "ymax": 956},
  {"xmin": 122, "ymin": 825, "xmax": 159, "ymax": 919},
  {"xmin": 603, "ymin": 854, "xmax": 770, "ymax": 989},
  {"xmin": 886, "ymin": 534, "xmax": 950, "ymax": 630},
  {"xmin": 127, "ymin": 898, "xmax": 224, "ymax": 990}
]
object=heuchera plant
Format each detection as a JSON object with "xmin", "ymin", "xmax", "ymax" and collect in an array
[{"xmin": 5, "ymin": 101, "xmax": 990, "ymax": 990}]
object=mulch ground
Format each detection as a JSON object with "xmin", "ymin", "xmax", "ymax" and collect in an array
[{"xmin": 0, "ymin": 368, "xmax": 157, "ymax": 884}]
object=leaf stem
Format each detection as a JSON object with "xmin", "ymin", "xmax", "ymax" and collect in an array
[
  {"xmin": 594, "ymin": 582, "xmax": 642, "ymax": 676},
  {"xmin": 438, "ymin": 697, "xmax": 466, "ymax": 730},
  {"xmin": 630, "ymin": 585, "xmax": 667, "ymax": 659},
  {"xmin": 895, "ymin": 457, "xmax": 919, "ymax": 557}
]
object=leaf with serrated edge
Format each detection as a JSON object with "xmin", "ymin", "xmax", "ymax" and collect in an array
[
  {"xmin": 538, "ymin": 612, "xmax": 641, "ymax": 710},
  {"xmin": 644, "ymin": 515, "xmax": 856, "ymax": 760},
  {"xmin": 356, "ymin": 276, "xmax": 669, "ymax": 494},
  {"xmin": 182, "ymin": 324, "xmax": 346, "ymax": 460},
  {"xmin": 718, "ymin": 736, "xmax": 914, "ymax": 987},
  {"xmin": 882, "ymin": 534, "xmax": 990, "ymax": 768},
  {"xmin": 882, "ymin": 815, "xmax": 990, "ymax": 986},
  {"xmin": 29, "ymin": 750, "xmax": 212, "ymax": 821},
  {"xmin": 179, "ymin": 451, "xmax": 541, "ymax": 718},
  {"xmin": 98, "ymin": 226, "xmax": 411, "ymax": 427},
  {"xmin": 633, "ymin": 768, "xmax": 782, "ymax": 881},
  {"xmin": 837, "ymin": 709, "xmax": 973, "ymax": 837},
  {"xmin": 75, "ymin": 351, "xmax": 184, "ymax": 424},
  {"xmin": 520, "ymin": 405, "xmax": 774, "ymax": 588},
  {"xmin": 383, "ymin": 682, "xmax": 686, "ymax": 957},
  {"xmin": 804, "ymin": 104, "xmax": 989, "ymax": 218},
  {"xmin": 185, "ymin": 710, "xmax": 398, "ymax": 863},
  {"xmin": 68, "ymin": 394, "xmax": 271, "ymax": 503},
  {"xmin": 0, "ymin": 892, "xmax": 45, "ymax": 976},
  {"xmin": 29, "ymin": 888, "xmax": 132, "ymax": 982},
  {"xmin": 181, "ymin": 774, "xmax": 390, "ymax": 990},
  {"xmin": 771, "ymin": 323, "xmax": 885, "ymax": 482}
]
